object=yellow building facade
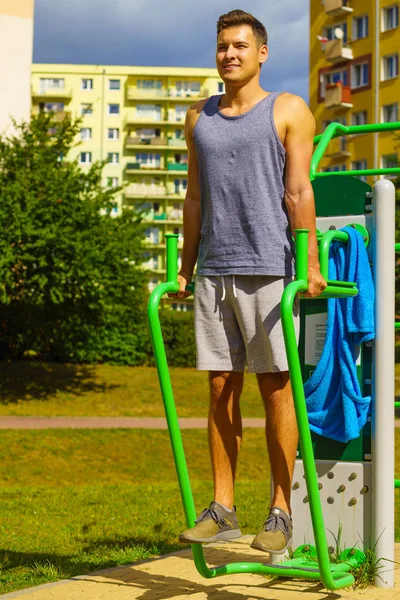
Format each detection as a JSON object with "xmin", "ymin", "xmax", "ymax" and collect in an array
[
  {"xmin": 0, "ymin": 0, "xmax": 34, "ymax": 134},
  {"xmin": 31, "ymin": 64, "xmax": 222, "ymax": 307},
  {"xmin": 310, "ymin": 0, "xmax": 399, "ymax": 179}
]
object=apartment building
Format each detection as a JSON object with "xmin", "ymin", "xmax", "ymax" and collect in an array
[
  {"xmin": 31, "ymin": 65, "xmax": 222, "ymax": 308},
  {"xmin": 310, "ymin": 0, "xmax": 400, "ymax": 180},
  {"xmin": 0, "ymin": 0, "xmax": 34, "ymax": 134}
]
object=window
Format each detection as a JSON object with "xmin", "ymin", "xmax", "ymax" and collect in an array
[
  {"xmin": 43, "ymin": 101, "xmax": 64, "ymax": 113},
  {"xmin": 109, "ymin": 79, "xmax": 120, "ymax": 90},
  {"xmin": 107, "ymin": 177, "xmax": 119, "ymax": 188},
  {"xmin": 81, "ymin": 103, "xmax": 93, "ymax": 115},
  {"xmin": 136, "ymin": 152, "xmax": 161, "ymax": 167},
  {"xmin": 351, "ymin": 62, "xmax": 369, "ymax": 88},
  {"xmin": 137, "ymin": 79, "xmax": 162, "ymax": 90},
  {"xmin": 218, "ymin": 82, "xmax": 224, "ymax": 93},
  {"xmin": 323, "ymin": 165, "xmax": 347, "ymax": 173},
  {"xmin": 353, "ymin": 15, "xmax": 368, "ymax": 40},
  {"xmin": 108, "ymin": 128, "xmax": 120, "ymax": 140},
  {"xmin": 108, "ymin": 103, "xmax": 120, "ymax": 115},
  {"xmin": 175, "ymin": 105, "xmax": 190, "ymax": 122},
  {"xmin": 352, "ymin": 159, "xmax": 367, "ymax": 181},
  {"xmin": 80, "ymin": 127, "xmax": 92, "ymax": 140},
  {"xmin": 382, "ymin": 4, "xmax": 399, "ymax": 31},
  {"xmin": 382, "ymin": 103, "xmax": 399, "ymax": 122},
  {"xmin": 382, "ymin": 54, "xmax": 399, "ymax": 80},
  {"xmin": 325, "ymin": 22, "xmax": 348, "ymax": 43},
  {"xmin": 39, "ymin": 78, "xmax": 65, "ymax": 91},
  {"xmin": 136, "ymin": 104, "xmax": 162, "ymax": 119},
  {"xmin": 351, "ymin": 110, "xmax": 367, "ymax": 126},
  {"xmin": 381, "ymin": 154, "xmax": 398, "ymax": 169},
  {"xmin": 175, "ymin": 81, "xmax": 201, "ymax": 96},
  {"xmin": 107, "ymin": 152, "xmax": 119, "ymax": 164},
  {"xmin": 80, "ymin": 152, "xmax": 92, "ymax": 164},
  {"xmin": 82, "ymin": 78, "xmax": 93, "ymax": 90}
]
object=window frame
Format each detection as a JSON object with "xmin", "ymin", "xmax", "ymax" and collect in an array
[
  {"xmin": 109, "ymin": 79, "xmax": 121, "ymax": 91},
  {"xmin": 108, "ymin": 103, "xmax": 120, "ymax": 115},
  {"xmin": 80, "ymin": 151, "xmax": 92, "ymax": 164},
  {"xmin": 81, "ymin": 78, "xmax": 93, "ymax": 91}
]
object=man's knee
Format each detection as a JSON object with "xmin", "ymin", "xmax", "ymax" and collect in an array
[{"xmin": 209, "ymin": 371, "xmax": 244, "ymax": 406}]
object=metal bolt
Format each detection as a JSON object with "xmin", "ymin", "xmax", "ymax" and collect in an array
[
  {"xmin": 304, "ymin": 495, "xmax": 309, "ymax": 503},
  {"xmin": 338, "ymin": 485, "xmax": 346, "ymax": 493},
  {"xmin": 349, "ymin": 497, "xmax": 357, "ymax": 506},
  {"xmin": 365, "ymin": 191, "xmax": 373, "ymax": 198},
  {"xmin": 304, "ymin": 545, "xmax": 310, "ymax": 552},
  {"xmin": 349, "ymin": 473, "xmax": 357, "ymax": 481},
  {"xmin": 327, "ymin": 497, "xmax": 334, "ymax": 504},
  {"xmin": 318, "ymin": 483, "xmax": 323, "ymax": 490},
  {"xmin": 329, "ymin": 225, "xmax": 336, "ymax": 230},
  {"xmin": 349, "ymin": 548, "xmax": 356, "ymax": 556},
  {"xmin": 292, "ymin": 482, "xmax": 300, "ymax": 490},
  {"xmin": 361, "ymin": 486, "xmax": 369, "ymax": 494},
  {"xmin": 365, "ymin": 204, "xmax": 373, "ymax": 211},
  {"xmin": 327, "ymin": 472, "xmax": 334, "ymax": 479}
]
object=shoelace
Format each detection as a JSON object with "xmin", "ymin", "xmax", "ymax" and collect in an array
[
  {"xmin": 195, "ymin": 507, "xmax": 227, "ymax": 528},
  {"xmin": 263, "ymin": 512, "xmax": 290, "ymax": 536}
]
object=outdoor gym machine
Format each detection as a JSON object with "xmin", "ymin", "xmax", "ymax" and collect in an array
[{"xmin": 147, "ymin": 121, "xmax": 398, "ymax": 590}]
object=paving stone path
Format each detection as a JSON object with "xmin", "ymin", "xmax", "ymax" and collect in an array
[
  {"xmin": 0, "ymin": 416, "xmax": 400, "ymax": 429},
  {"xmin": 3, "ymin": 537, "xmax": 400, "ymax": 599}
]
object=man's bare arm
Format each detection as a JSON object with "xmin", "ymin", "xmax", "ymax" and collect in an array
[
  {"xmin": 170, "ymin": 102, "xmax": 204, "ymax": 298},
  {"xmin": 283, "ymin": 94, "xmax": 326, "ymax": 297}
]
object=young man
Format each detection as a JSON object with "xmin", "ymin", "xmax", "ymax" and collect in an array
[{"xmin": 174, "ymin": 9, "xmax": 326, "ymax": 554}]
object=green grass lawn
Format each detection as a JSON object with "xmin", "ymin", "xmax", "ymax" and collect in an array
[
  {"xmin": 0, "ymin": 428, "xmax": 270, "ymax": 594},
  {"xmin": 0, "ymin": 427, "xmax": 399, "ymax": 595},
  {"xmin": 0, "ymin": 362, "xmax": 265, "ymax": 417},
  {"xmin": 1, "ymin": 360, "xmax": 399, "ymax": 418}
]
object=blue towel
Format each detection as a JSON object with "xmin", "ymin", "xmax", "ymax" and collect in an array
[{"xmin": 303, "ymin": 226, "xmax": 375, "ymax": 443}]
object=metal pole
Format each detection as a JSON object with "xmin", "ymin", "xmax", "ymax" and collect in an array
[
  {"xmin": 374, "ymin": 0, "xmax": 380, "ymax": 180},
  {"xmin": 372, "ymin": 179, "xmax": 395, "ymax": 587}
]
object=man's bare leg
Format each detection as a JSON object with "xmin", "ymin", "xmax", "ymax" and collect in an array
[
  {"xmin": 208, "ymin": 371, "xmax": 244, "ymax": 510},
  {"xmin": 257, "ymin": 371, "xmax": 298, "ymax": 515}
]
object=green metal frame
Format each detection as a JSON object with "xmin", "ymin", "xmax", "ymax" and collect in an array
[
  {"xmin": 148, "ymin": 232, "xmax": 365, "ymax": 591},
  {"xmin": 311, "ymin": 121, "xmax": 400, "ymax": 181}
]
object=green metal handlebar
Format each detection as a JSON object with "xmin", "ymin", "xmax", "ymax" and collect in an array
[{"xmin": 311, "ymin": 121, "xmax": 400, "ymax": 181}]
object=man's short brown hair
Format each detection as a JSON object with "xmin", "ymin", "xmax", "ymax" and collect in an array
[{"xmin": 216, "ymin": 9, "xmax": 268, "ymax": 47}]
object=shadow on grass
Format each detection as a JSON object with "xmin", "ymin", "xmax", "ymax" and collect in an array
[
  {"xmin": 0, "ymin": 540, "xmax": 341, "ymax": 600},
  {"xmin": 0, "ymin": 361, "xmax": 120, "ymax": 405}
]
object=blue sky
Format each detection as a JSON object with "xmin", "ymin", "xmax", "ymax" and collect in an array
[{"xmin": 33, "ymin": 0, "xmax": 310, "ymax": 101}]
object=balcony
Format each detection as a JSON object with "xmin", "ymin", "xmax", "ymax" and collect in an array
[
  {"xmin": 325, "ymin": 39, "xmax": 353, "ymax": 63},
  {"xmin": 124, "ymin": 112, "xmax": 169, "ymax": 126},
  {"xmin": 167, "ymin": 162, "xmax": 188, "ymax": 171},
  {"xmin": 324, "ymin": 0, "xmax": 353, "ymax": 17},
  {"xmin": 125, "ymin": 136, "xmax": 187, "ymax": 150},
  {"xmin": 325, "ymin": 83, "xmax": 353, "ymax": 110},
  {"xmin": 126, "ymin": 87, "xmax": 209, "ymax": 102},
  {"xmin": 32, "ymin": 86, "xmax": 73, "ymax": 99},
  {"xmin": 125, "ymin": 163, "xmax": 188, "ymax": 176}
]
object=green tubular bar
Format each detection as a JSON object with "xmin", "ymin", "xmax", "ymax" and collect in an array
[
  {"xmin": 147, "ymin": 230, "xmax": 365, "ymax": 590},
  {"xmin": 311, "ymin": 121, "xmax": 400, "ymax": 181}
]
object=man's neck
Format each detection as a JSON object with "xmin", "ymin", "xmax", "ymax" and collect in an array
[{"xmin": 219, "ymin": 80, "xmax": 268, "ymax": 114}]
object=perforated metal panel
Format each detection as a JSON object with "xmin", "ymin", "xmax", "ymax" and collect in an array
[{"xmin": 291, "ymin": 460, "xmax": 372, "ymax": 551}]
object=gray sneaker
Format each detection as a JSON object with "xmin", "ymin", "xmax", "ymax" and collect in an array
[
  {"xmin": 251, "ymin": 506, "xmax": 293, "ymax": 555},
  {"xmin": 179, "ymin": 501, "xmax": 242, "ymax": 544}
]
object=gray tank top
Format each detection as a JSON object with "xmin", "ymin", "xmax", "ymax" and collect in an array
[{"xmin": 193, "ymin": 92, "xmax": 294, "ymax": 276}]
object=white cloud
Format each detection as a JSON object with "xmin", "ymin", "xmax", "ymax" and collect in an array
[{"xmin": 33, "ymin": 0, "xmax": 309, "ymax": 100}]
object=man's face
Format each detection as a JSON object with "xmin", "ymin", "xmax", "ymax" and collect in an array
[{"xmin": 216, "ymin": 25, "xmax": 268, "ymax": 85}]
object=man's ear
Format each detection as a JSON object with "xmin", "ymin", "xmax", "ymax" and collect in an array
[{"xmin": 259, "ymin": 45, "xmax": 268, "ymax": 67}]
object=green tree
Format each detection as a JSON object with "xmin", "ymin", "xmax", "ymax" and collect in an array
[{"xmin": 0, "ymin": 113, "xmax": 149, "ymax": 364}]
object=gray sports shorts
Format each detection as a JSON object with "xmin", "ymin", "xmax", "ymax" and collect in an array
[{"xmin": 194, "ymin": 274, "xmax": 300, "ymax": 373}]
